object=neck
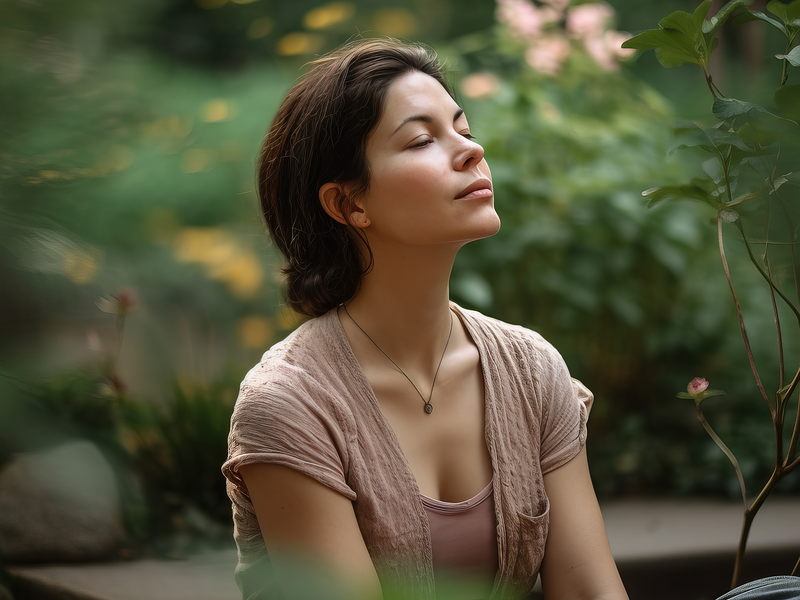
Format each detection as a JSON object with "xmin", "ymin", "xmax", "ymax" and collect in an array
[{"xmin": 343, "ymin": 243, "xmax": 459, "ymax": 369}]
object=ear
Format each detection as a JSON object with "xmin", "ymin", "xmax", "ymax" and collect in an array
[{"xmin": 319, "ymin": 183, "xmax": 370, "ymax": 228}]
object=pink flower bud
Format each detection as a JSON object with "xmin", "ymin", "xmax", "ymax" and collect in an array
[
  {"xmin": 97, "ymin": 288, "xmax": 139, "ymax": 317},
  {"xmin": 687, "ymin": 377, "xmax": 709, "ymax": 396}
]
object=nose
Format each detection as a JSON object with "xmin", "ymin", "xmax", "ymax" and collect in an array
[{"xmin": 453, "ymin": 135, "xmax": 485, "ymax": 171}]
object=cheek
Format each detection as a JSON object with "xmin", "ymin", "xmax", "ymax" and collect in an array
[
  {"xmin": 479, "ymin": 158, "xmax": 492, "ymax": 179},
  {"xmin": 374, "ymin": 160, "xmax": 438, "ymax": 201}
]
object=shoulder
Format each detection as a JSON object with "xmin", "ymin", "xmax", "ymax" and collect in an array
[
  {"xmin": 234, "ymin": 309, "xmax": 354, "ymax": 419},
  {"xmin": 453, "ymin": 304, "xmax": 566, "ymax": 375}
]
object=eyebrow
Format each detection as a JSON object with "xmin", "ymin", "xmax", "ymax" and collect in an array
[{"xmin": 391, "ymin": 108, "xmax": 465, "ymax": 137}]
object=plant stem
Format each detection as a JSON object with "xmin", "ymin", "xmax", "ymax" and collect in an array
[
  {"xmin": 704, "ymin": 66, "xmax": 719, "ymax": 99},
  {"xmin": 734, "ymin": 220, "xmax": 800, "ymax": 326},
  {"xmin": 762, "ymin": 199, "xmax": 786, "ymax": 390},
  {"xmin": 780, "ymin": 29, "xmax": 799, "ymax": 86},
  {"xmin": 718, "ymin": 216, "xmax": 773, "ymax": 413},
  {"xmin": 731, "ymin": 471, "xmax": 780, "ymax": 588},
  {"xmin": 696, "ymin": 404, "xmax": 747, "ymax": 508}
]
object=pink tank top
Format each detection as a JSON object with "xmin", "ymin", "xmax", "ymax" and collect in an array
[{"xmin": 421, "ymin": 480, "xmax": 499, "ymax": 595}]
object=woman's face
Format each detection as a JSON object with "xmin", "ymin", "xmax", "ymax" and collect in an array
[{"xmin": 356, "ymin": 70, "xmax": 500, "ymax": 248}]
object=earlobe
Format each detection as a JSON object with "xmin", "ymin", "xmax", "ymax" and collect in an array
[
  {"xmin": 319, "ymin": 183, "xmax": 370, "ymax": 228},
  {"xmin": 349, "ymin": 209, "xmax": 370, "ymax": 229}
]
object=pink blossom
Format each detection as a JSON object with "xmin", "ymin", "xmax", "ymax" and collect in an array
[
  {"xmin": 583, "ymin": 35, "xmax": 617, "ymax": 71},
  {"xmin": 566, "ymin": 2, "xmax": 614, "ymax": 39},
  {"xmin": 687, "ymin": 377, "xmax": 710, "ymax": 396},
  {"xmin": 539, "ymin": 0, "xmax": 571, "ymax": 13},
  {"xmin": 583, "ymin": 30, "xmax": 636, "ymax": 71},
  {"xmin": 496, "ymin": 0, "xmax": 545, "ymax": 38},
  {"xmin": 460, "ymin": 72, "xmax": 501, "ymax": 99},
  {"xmin": 97, "ymin": 288, "xmax": 139, "ymax": 316},
  {"xmin": 606, "ymin": 30, "xmax": 636, "ymax": 59},
  {"xmin": 525, "ymin": 35, "xmax": 571, "ymax": 75}
]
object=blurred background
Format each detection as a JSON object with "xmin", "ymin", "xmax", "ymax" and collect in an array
[{"xmin": 0, "ymin": 0, "xmax": 798, "ymax": 558}]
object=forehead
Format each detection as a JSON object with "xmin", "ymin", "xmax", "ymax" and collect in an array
[{"xmin": 375, "ymin": 71, "xmax": 459, "ymax": 131}]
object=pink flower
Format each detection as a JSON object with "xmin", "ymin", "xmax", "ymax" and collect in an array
[
  {"xmin": 525, "ymin": 35, "xmax": 572, "ymax": 76},
  {"xmin": 566, "ymin": 2, "xmax": 614, "ymax": 39},
  {"xmin": 607, "ymin": 30, "xmax": 636, "ymax": 59},
  {"xmin": 497, "ymin": 0, "xmax": 545, "ymax": 38},
  {"xmin": 460, "ymin": 72, "xmax": 501, "ymax": 99},
  {"xmin": 582, "ymin": 30, "xmax": 635, "ymax": 71},
  {"xmin": 97, "ymin": 288, "xmax": 139, "ymax": 317},
  {"xmin": 539, "ymin": 0, "xmax": 571, "ymax": 13},
  {"xmin": 687, "ymin": 377, "xmax": 709, "ymax": 396},
  {"xmin": 583, "ymin": 35, "xmax": 615, "ymax": 71}
]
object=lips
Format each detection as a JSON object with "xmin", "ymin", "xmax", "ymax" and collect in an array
[{"xmin": 455, "ymin": 178, "xmax": 493, "ymax": 200}]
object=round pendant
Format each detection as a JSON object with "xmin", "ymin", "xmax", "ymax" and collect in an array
[{"xmin": 424, "ymin": 403, "xmax": 433, "ymax": 414}]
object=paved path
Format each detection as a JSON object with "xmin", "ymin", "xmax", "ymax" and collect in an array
[
  {"xmin": 6, "ymin": 497, "xmax": 799, "ymax": 600},
  {"xmin": 602, "ymin": 496, "xmax": 799, "ymax": 561}
]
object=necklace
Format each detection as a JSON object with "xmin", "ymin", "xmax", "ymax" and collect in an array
[{"xmin": 342, "ymin": 304, "xmax": 453, "ymax": 415}]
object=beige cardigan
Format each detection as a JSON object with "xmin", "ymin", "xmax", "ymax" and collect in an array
[{"xmin": 223, "ymin": 304, "xmax": 592, "ymax": 599}]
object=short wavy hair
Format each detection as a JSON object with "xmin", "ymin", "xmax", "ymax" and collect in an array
[{"xmin": 257, "ymin": 38, "xmax": 451, "ymax": 317}]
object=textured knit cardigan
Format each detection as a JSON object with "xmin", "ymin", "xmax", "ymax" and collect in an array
[{"xmin": 223, "ymin": 303, "xmax": 592, "ymax": 600}]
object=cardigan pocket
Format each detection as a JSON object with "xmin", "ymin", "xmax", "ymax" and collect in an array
[{"xmin": 516, "ymin": 496, "xmax": 550, "ymax": 581}]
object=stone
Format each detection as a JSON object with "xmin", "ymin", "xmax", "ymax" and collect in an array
[{"xmin": 0, "ymin": 440, "xmax": 125, "ymax": 563}]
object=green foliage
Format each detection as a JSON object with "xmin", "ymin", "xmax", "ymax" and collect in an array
[
  {"xmin": 621, "ymin": 0, "xmax": 749, "ymax": 69},
  {"xmin": 122, "ymin": 378, "xmax": 237, "ymax": 555},
  {"xmin": 625, "ymin": 0, "xmax": 800, "ymax": 583}
]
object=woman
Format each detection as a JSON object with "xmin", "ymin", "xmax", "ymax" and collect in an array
[{"xmin": 221, "ymin": 38, "xmax": 797, "ymax": 600}]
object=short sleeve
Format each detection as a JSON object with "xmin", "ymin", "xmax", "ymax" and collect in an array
[
  {"xmin": 222, "ymin": 371, "xmax": 357, "ymax": 502},
  {"xmin": 537, "ymin": 345, "xmax": 593, "ymax": 474}
]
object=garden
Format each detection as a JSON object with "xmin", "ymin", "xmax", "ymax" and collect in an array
[{"xmin": 0, "ymin": 0, "xmax": 798, "ymax": 598}]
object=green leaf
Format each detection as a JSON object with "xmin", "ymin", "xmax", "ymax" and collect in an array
[
  {"xmin": 767, "ymin": 0, "xmax": 789, "ymax": 22},
  {"xmin": 714, "ymin": 101, "xmax": 800, "ymax": 145},
  {"xmin": 694, "ymin": 0, "xmax": 715, "ymax": 31},
  {"xmin": 624, "ymin": 5, "xmax": 712, "ymax": 67},
  {"xmin": 712, "ymin": 97, "xmax": 766, "ymax": 118},
  {"xmin": 774, "ymin": 84, "xmax": 800, "ymax": 119},
  {"xmin": 703, "ymin": 0, "xmax": 752, "ymax": 36},
  {"xmin": 702, "ymin": 157, "xmax": 725, "ymax": 183},
  {"xmin": 642, "ymin": 181, "xmax": 718, "ymax": 208},
  {"xmin": 774, "ymin": 171, "xmax": 800, "ymax": 190},
  {"xmin": 655, "ymin": 37, "xmax": 705, "ymax": 67},
  {"xmin": 746, "ymin": 11, "xmax": 788, "ymax": 35},
  {"xmin": 703, "ymin": 126, "xmax": 756, "ymax": 151},
  {"xmin": 788, "ymin": 0, "xmax": 800, "ymax": 21},
  {"xmin": 658, "ymin": 2, "xmax": 708, "ymax": 37},
  {"xmin": 622, "ymin": 28, "xmax": 682, "ymax": 50},
  {"xmin": 776, "ymin": 46, "xmax": 800, "ymax": 67},
  {"xmin": 622, "ymin": 29, "xmax": 705, "ymax": 67}
]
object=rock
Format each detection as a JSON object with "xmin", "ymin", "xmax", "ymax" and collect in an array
[{"xmin": 0, "ymin": 440, "xmax": 125, "ymax": 563}]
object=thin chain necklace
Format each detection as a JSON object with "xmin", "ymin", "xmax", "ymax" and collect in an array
[{"xmin": 342, "ymin": 304, "xmax": 453, "ymax": 415}]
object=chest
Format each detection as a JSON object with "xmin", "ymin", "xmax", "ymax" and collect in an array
[{"xmin": 365, "ymin": 341, "xmax": 493, "ymax": 503}]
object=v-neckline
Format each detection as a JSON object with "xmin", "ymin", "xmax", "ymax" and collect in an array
[{"xmin": 328, "ymin": 302, "xmax": 496, "ymax": 502}]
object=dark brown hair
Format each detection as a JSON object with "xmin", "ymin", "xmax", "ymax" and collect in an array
[{"xmin": 257, "ymin": 38, "xmax": 451, "ymax": 317}]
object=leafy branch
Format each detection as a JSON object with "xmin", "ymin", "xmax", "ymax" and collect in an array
[{"xmin": 626, "ymin": 0, "xmax": 800, "ymax": 590}]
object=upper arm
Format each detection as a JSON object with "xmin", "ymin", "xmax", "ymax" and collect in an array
[
  {"xmin": 540, "ymin": 447, "xmax": 629, "ymax": 600},
  {"xmin": 239, "ymin": 462, "xmax": 382, "ymax": 600}
]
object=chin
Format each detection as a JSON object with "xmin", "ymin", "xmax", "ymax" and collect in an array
[
  {"xmin": 475, "ymin": 207, "xmax": 502, "ymax": 238},
  {"xmin": 458, "ymin": 213, "xmax": 501, "ymax": 245}
]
